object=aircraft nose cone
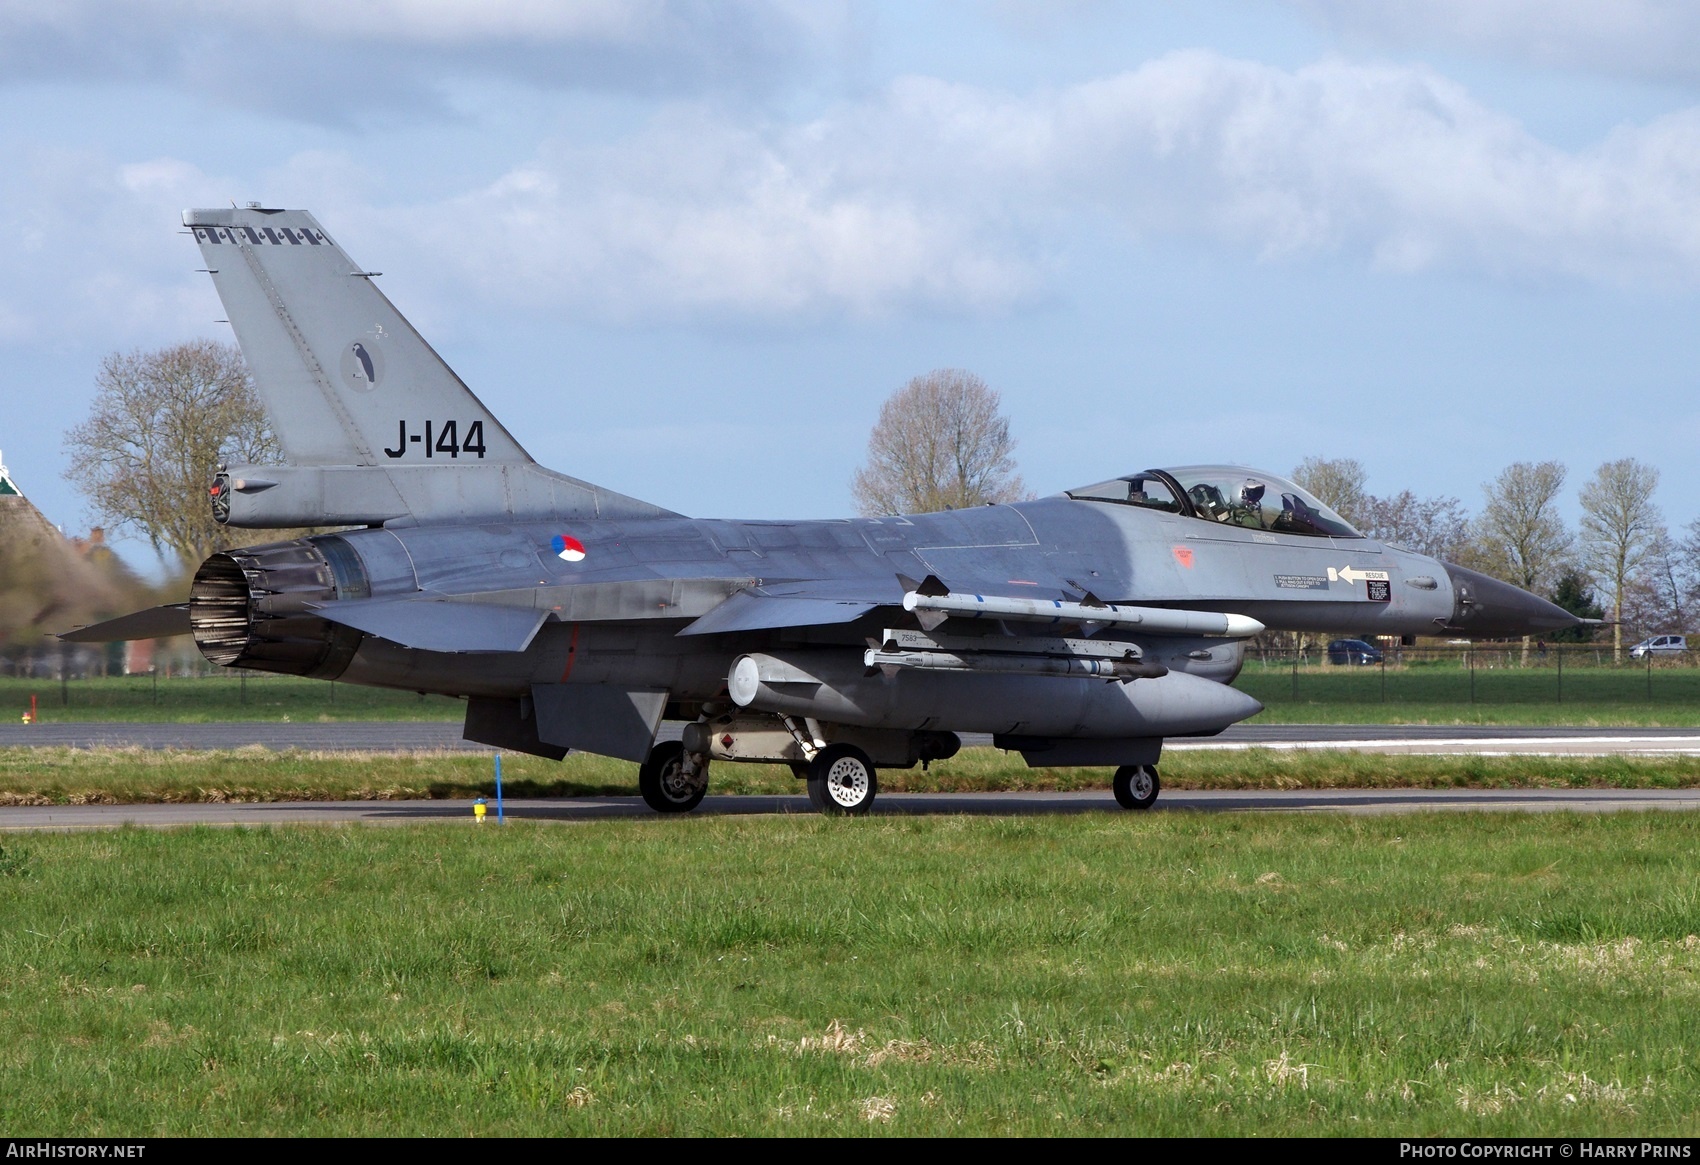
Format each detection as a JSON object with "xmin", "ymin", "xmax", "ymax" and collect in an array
[{"xmin": 1441, "ymin": 562, "xmax": 1582, "ymax": 638}]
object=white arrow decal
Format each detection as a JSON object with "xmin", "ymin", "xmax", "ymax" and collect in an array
[{"xmin": 1327, "ymin": 565, "xmax": 1391, "ymax": 585}]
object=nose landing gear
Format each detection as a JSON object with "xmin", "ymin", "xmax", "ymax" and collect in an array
[{"xmin": 1113, "ymin": 764, "xmax": 1160, "ymax": 810}]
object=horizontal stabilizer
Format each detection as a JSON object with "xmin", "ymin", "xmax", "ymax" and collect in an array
[
  {"xmin": 678, "ymin": 589, "xmax": 878, "ymax": 637},
  {"xmin": 309, "ymin": 597, "xmax": 548, "ymax": 653},
  {"xmin": 59, "ymin": 604, "xmax": 190, "ymax": 643}
]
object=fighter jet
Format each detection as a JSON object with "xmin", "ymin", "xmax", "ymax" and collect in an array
[{"xmin": 65, "ymin": 208, "xmax": 1581, "ymax": 815}]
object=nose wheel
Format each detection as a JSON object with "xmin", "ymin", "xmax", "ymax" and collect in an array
[
  {"xmin": 639, "ymin": 740, "xmax": 709, "ymax": 813},
  {"xmin": 1113, "ymin": 764, "xmax": 1160, "ymax": 810}
]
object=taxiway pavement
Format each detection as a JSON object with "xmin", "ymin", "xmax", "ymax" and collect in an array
[
  {"xmin": 3, "ymin": 787, "xmax": 1699, "ymax": 831},
  {"xmin": 6, "ymin": 721, "xmax": 1700, "ymax": 756}
]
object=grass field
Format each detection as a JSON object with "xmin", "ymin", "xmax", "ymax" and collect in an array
[
  {"xmin": 3, "ymin": 812, "xmax": 1699, "ymax": 1135},
  {"xmin": 1239, "ymin": 659, "xmax": 1700, "ymax": 726},
  {"xmin": 11, "ymin": 666, "xmax": 1700, "ymax": 726},
  {"xmin": 9, "ymin": 746, "xmax": 1700, "ymax": 805}
]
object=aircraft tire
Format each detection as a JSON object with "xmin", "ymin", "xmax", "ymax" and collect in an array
[
  {"xmin": 1113, "ymin": 764, "xmax": 1160, "ymax": 811},
  {"xmin": 639, "ymin": 741, "xmax": 707, "ymax": 813},
  {"xmin": 806, "ymin": 745, "xmax": 878, "ymax": 816}
]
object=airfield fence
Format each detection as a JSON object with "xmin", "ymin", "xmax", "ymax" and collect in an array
[
  {"xmin": 1240, "ymin": 642, "xmax": 1700, "ymax": 708},
  {"xmin": 0, "ymin": 666, "xmax": 462, "ymax": 720}
]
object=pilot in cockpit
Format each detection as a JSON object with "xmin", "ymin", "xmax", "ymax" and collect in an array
[{"xmin": 1238, "ymin": 479, "xmax": 1267, "ymax": 528}]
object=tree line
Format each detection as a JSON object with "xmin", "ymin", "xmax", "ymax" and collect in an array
[
  {"xmin": 25, "ymin": 347, "xmax": 1689, "ymax": 665},
  {"xmin": 850, "ymin": 370, "xmax": 1683, "ymax": 660},
  {"xmin": 1293, "ymin": 456, "xmax": 1672, "ymax": 660}
]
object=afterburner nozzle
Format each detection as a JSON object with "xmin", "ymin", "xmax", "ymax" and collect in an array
[{"xmin": 1441, "ymin": 563, "xmax": 1582, "ymax": 638}]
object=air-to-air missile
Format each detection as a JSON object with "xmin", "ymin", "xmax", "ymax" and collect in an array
[{"xmin": 65, "ymin": 208, "xmax": 1581, "ymax": 815}]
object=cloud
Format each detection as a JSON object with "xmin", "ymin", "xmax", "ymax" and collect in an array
[
  {"xmin": 377, "ymin": 104, "xmax": 1048, "ymax": 321},
  {"xmin": 0, "ymin": 149, "xmax": 227, "ymax": 345},
  {"xmin": 383, "ymin": 51, "xmax": 1700, "ymax": 321},
  {"xmin": 10, "ymin": 48, "xmax": 1700, "ymax": 340},
  {"xmin": 1292, "ymin": 0, "xmax": 1700, "ymax": 87},
  {"xmin": 0, "ymin": 1, "xmax": 845, "ymax": 122},
  {"xmin": 1048, "ymin": 52, "xmax": 1700, "ymax": 281}
]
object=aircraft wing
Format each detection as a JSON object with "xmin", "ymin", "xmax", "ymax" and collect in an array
[
  {"xmin": 308, "ymin": 596, "xmax": 549, "ymax": 654},
  {"xmin": 59, "ymin": 604, "xmax": 191, "ymax": 642},
  {"xmin": 678, "ymin": 591, "xmax": 877, "ymax": 637},
  {"xmin": 677, "ymin": 579, "xmax": 906, "ymax": 637}
]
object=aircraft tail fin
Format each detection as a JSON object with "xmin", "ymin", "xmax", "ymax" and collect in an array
[{"xmin": 184, "ymin": 207, "xmax": 528, "ymax": 468}]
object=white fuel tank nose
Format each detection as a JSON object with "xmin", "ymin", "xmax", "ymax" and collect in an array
[{"xmin": 729, "ymin": 656, "xmax": 761, "ymax": 706}]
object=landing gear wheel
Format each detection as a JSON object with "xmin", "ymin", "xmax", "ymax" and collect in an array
[
  {"xmin": 1113, "ymin": 764, "xmax": 1160, "ymax": 811},
  {"xmin": 806, "ymin": 745, "xmax": 878, "ymax": 816},
  {"xmin": 639, "ymin": 741, "xmax": 708, "ymax": 814}
]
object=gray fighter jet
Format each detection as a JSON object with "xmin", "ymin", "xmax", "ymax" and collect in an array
[{"xmin": 66, "ymin": 208, "xmax": 1580, "ymax": 814}]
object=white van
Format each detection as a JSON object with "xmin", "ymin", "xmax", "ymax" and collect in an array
[{"xmin": 1629, "ymin": 635, "xmax": 1688, "ymax": 659}]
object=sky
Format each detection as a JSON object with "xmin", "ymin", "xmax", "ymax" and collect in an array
[{"xmin": 3, "ymin": 0, "xmax": 1700, "ymax": 575}]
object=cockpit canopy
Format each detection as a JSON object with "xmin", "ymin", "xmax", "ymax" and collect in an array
[{"xmin": 1065, "ymin": 464, "xmax": 1362, "ymax": 539}]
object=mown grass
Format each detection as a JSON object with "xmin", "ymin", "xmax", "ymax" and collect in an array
[
  {"xmin": 1241, "ymin": 663, "xmax": 1700, "ymax": 726},
  {"xmin": 2, "ymin": 812, "xmax": 1699, "ymax": 1135},
  {"xmin": 6, "ymin": 746, "xmax": 1700, "ymax": 805}
]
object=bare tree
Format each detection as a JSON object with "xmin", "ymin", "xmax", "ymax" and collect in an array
[
  {"xmin": 1673, "ymin": 517, "xmax": 1700, "ymax": 628},
  {"xmin": 1618, "ymin": 532, "xmax": 1686, "ymax": 640},
  {"xmin": 1579, "ymin": 457, "xmax": 1665, "ymax": 662},
  {"xmin": 1357, "ymin": 490, "xmax": 1472, "ymax": 561},
  {"xmin": 1472, "ymin": 461, "xmax": 1572, "ymax": 594},
  {"xmin": 64, "ymin": 341, "xmax": 279, "ymax": 569},
  {"xmin": 852, "ymin": 369, "xmax": 1026, "ymax": 516},
  {"xmin": 1291, "ymin": 457, "xmax": 1368, "ymax": 528}
]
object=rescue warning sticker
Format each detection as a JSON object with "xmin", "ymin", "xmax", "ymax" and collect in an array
[
  {"xmin": 1325, "ymin": 564, "xmax": 1393, "ymax": 601},
  {"xmin": 1327, "ymin": 565, "xmax": 1391, "ymax": 585},
  {"xmin": 1275, "ymin": 574, "xmax": 1330, "ymax": 590}
]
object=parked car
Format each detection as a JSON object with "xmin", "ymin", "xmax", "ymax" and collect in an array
[
  {"xmin": 1327, "ymin": 638, "xmax": 1384, "ymax": 665},
  {"xmin": 1629, "ymin": 635, "xmax": 1687, "ymax": 659}
]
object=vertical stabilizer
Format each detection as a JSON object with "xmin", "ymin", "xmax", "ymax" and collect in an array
[{"xmin": 184, "ymin": 208, "xmax": 528, "ymax": 468}]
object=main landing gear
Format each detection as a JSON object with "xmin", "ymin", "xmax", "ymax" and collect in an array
[
  {"xmin": 1113, "ymin": 764, "xmax": 1160, "ymax": 811},
  {"xmin": 641, "ymin": 735, "xmax": 1144, "ymax": 816},
  {"xmin": 806, "ymin": 744, "xmax": 878, "ymax": 816},
  {"xmin": 638, "ymin": 739, "xmax": 878, "ymax": 816},
  {"xmin": 638, "ymin": 741, "xmax": 709, "ymax": 813}
]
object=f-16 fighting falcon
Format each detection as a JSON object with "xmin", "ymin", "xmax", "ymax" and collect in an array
[{"xmin": 66, "ymin": 208, "xmax": 1582, "ymax": 815}]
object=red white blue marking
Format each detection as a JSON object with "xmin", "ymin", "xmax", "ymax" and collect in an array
[{"xmin": 551, "ymin": 534, "xmax": 586, "ymax": 562}]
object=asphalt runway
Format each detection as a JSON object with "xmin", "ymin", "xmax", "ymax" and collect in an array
[
  {"xmin": 3, "ymin": 787, "xmax": 1699, "ymax": 832},
  {"xmin": 8, "ymin": 720, "xmax": 1700, "ymax": 755},
  {"xmin": 5, "ymin": 719, "xmax": 1700, "ymax": 831}
]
